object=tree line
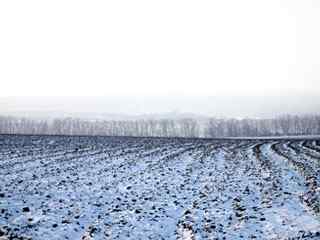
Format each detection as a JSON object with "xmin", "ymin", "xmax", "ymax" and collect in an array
[{"xmin": 0, "ymin": 115, "xmax": 319, "ymax": 138}]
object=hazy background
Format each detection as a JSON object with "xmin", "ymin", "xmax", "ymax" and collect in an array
[
  {"xmin": 0, "ymin": 0, "xmax": 319, "ymax": 118},
  {"xmin": 0, "ymin": 94, "xmax": 319, "ymax": 119}
]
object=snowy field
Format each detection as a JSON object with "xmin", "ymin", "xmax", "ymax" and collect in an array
[{"xmin": 1, "ymin": 135, "xmax": 320, "ymax": 240}]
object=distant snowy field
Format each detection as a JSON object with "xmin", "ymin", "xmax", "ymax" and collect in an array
[{"xmin": 1, "ymin": 135, "xmax": 320, "ymax": 240}]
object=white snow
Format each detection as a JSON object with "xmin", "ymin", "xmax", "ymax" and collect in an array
[{"xmin": 0, "ymin": 135, "xmax": 320, "ymax": 239}]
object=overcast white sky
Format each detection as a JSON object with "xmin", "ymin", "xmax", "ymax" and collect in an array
[{"xmin": 0, "ymin": 0, "xmax": 319, "ymax": 98}]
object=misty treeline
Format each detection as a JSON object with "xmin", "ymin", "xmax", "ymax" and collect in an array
[{"xmin": 0, "ymin": 115, "xmax": 319, "ymax": 138}]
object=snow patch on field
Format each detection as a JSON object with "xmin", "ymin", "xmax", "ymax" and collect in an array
[{"xmin": 0, "ymin": 135, "xmax": 320, "ymax": 239}]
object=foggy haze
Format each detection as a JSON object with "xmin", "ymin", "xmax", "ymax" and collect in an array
[
  {"xmin": 1, "ymin": 94, "xmax": 319, "ymax": 119},
  {"xmin": 0, "ymin": 1, "xmax": 319, "ymax": 119}
]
